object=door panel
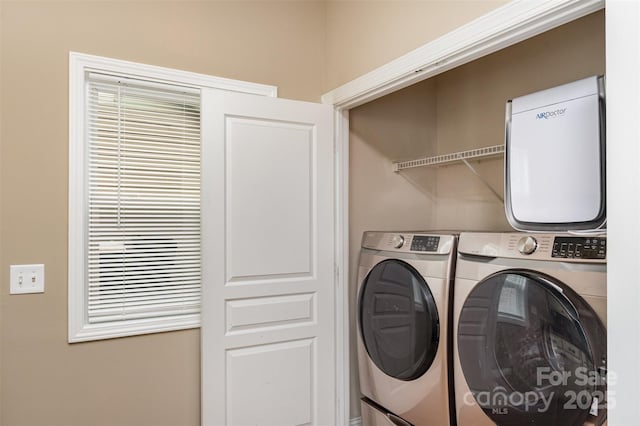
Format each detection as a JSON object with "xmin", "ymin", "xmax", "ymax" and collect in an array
[
  {"xmin": 227, "ymin": 339, "xmax": 314, "ymax": 426},
  {"xmin": 226, "ymin": 116, "xmax": 314, "ymax": 281},
  {"xmin": 201, "ymin": 90, "xmax": 335, "ymax": 426},
  {"xmin": 225, "ymin": 293, "xmax": 315, "ymax": 334}
]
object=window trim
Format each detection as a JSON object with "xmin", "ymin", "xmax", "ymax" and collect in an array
[{"xmin": 69, "ymin": 52, "xmax": 277, "ymax": 342}]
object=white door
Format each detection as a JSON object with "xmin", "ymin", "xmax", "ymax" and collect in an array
[{"xmin": 201, "ymin": 89, "xmax": 336, "ymax": 426}]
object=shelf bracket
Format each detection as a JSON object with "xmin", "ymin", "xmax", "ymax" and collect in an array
[{"xmin": 460, "ymin": 158, "xmax": 504, "ymax": 203}]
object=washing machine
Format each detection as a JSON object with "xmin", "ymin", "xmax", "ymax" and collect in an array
[
  {"xmin": 453, "ymin": 232, "xmax": 607, "ymax": 426},
  {"xmin": 357, "ymin": 231, "xmax": 457, "ymax": 426}
]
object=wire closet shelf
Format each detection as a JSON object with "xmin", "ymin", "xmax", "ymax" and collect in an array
[{"xmin": 392, "ymin": 144, "xmax": 505, "ymax": 172}]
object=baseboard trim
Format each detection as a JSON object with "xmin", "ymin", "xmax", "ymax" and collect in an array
[{"xmin": 350, "ymin": 417, "xmax": 362, "ymax": 426}]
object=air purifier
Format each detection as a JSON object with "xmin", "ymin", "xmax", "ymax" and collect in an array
[{"xmin": 505, "ymin": 75, "xmax": 606, "ymax": 232}]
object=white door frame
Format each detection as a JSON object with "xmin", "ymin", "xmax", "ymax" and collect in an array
[{"xmin": 322, "ymin": 1, "xmax": 625, "ymax": 424}]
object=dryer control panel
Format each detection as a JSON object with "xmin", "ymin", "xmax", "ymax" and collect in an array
[
  {"xmin": 361, "ymin": 231, "xmax": 455, "ymax": 255},
  {"xmin": 410, "ymin": 235, "xmax": 441, "ymax": 252}
]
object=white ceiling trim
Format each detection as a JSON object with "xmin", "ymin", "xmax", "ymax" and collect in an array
[{"xmin": 321, "ymin": 0, "xmax": 604, "ymax": 109}]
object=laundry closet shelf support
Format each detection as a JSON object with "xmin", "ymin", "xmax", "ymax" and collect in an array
[{"xmin": 392, "ymin": 144, "xmax": 505, "ymax": 172}]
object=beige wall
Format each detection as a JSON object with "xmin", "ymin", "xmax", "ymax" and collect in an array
[
  {"xmin": 349, "ymin": 9, "xmax": 605, "ymax": 417},
  {"xmin": 324, "ymin": 0, "xmax": 508, "ymax": 90},
  {"xmin": 0, "ymin": 1, "xmax": 325, "ymax": 425}
]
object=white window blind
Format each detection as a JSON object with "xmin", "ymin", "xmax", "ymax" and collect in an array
[{"xmin": 86, "ymin": 73, "xmax": 201, "ymax": 324}]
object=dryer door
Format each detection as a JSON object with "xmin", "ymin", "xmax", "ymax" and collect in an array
[
  {"xmin": 359, "ymin": 259, "xmax": 440, "ymax": 381},
  {"xmin": 457, "ymin": 269, "xmax": 606, "ymax": 426}
]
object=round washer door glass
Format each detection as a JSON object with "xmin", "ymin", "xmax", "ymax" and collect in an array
[
  {"xmin": 359, "ymin": 259, "xmax": 439, "ymax": 381},
  {"xmin": 458, "ymin": 270, "xmax": 607, "ymax": 426}
]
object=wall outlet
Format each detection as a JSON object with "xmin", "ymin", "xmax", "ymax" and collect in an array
[{"xmin": 10, "ymin": 264, "xmax": 45, "ymax": 294}]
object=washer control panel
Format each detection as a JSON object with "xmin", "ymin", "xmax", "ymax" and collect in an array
[
  {"xmin": 552, "ymin": 236, "xmax": 606, "ymax": 259},
  {"xmin": 459, "ymin": 233, "xmax": 606, "ymax": 263}
]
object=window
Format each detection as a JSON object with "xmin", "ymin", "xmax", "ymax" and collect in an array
[
  {"xmin": 69, "ymin": 53, "xmax": 276, "ymax": 341},
  {"xmin": 87, "ymin": 74, "xmax": 201, "ymax": 323}
]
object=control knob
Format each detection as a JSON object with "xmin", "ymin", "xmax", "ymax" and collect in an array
[
  {"xmin": 391, "ymin": 234, "xmax": 405, "ymax": 249},
  {"xmin": 517, "ymin": 236, "xmax": 538, "ymax": 255}
]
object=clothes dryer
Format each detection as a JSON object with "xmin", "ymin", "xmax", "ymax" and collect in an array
[
  {"xmin": 357, "ymin": 231, "xmax": 457, "ymax": 426},
  {"xmin": 453, "ymin": 232, "xmax": 607, "ymax": 426}
]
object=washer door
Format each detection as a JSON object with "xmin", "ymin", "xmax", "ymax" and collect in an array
[
  {"xmin": 458, "ymin": 269, "xmax": 607, "ymax": 426},
  {"xmin": 359, "ymin": 259, "xmax": 440, "ymax": 381}
]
